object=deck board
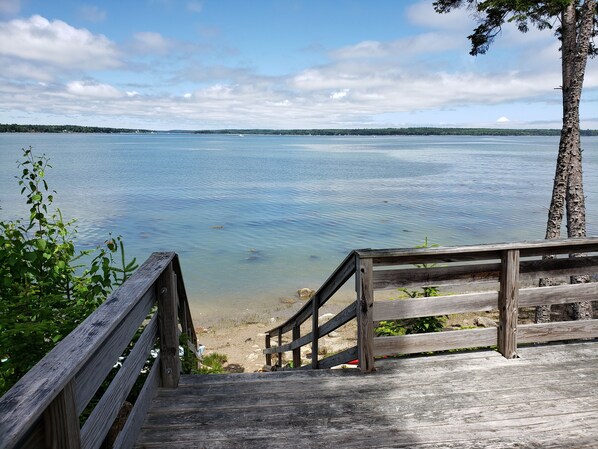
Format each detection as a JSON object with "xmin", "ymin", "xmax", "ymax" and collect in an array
[{"xmin": 135, "ymin": 341, "xmax": 598, "ymax": 448}]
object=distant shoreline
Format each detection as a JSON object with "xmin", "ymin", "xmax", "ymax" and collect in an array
[{"xmin": 2, "ymin": 123, "xmax": 597, "ymax": 136}]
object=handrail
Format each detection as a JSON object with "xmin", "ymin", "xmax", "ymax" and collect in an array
[
  {"xmin": 265, "ymin": 250, "xmax": 358, "ymax": 369},
  {"xmin": 265, "ymin": 238, "xmax": 598, "ymax": 372},
  {"xmin": 0, "ymin": 252, "xmax": 197, "ymax": 449}
]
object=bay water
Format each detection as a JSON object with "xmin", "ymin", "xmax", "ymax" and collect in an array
[{"xmin": 1, "ymin": 133, "xmax": 597, "ymax": 321}]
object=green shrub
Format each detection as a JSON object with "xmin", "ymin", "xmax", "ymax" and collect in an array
[
  {"xmin": 375, "ymin": 238, "xmax": 446, "ymax": 337},
  {"xmin": 0, "ymin": 147, "xmax": 137, "ymax": 395}
]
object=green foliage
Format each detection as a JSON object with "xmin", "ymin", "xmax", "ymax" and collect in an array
[
  {"xmin": 0, "ymin": 147, "xmax": 137, "ymax": 396},
  {"xmin": 433, "ymin": 0, "xmax": 598, "ymax": 57},
  {"xmin": 196, "ymin": 352, "xmax": 228, "ymax": 374},
  {"xmin": 375, "ymin": 238, "xmax": 446, "ymax": 337}
]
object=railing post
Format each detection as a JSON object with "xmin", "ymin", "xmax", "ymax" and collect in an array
[
  {"xmin": 292, "ymin": 323, "xmax": 301, "ymax": 368},
  {"xmin": 356, "ymin": 255, "xmax": 375, "ymax": 372},
  {"xmin": 277, "ymin": 329, "xmax": 283, "ymax": 368},
  {"xmin": 311, "ymin": 295, "xmax": 319, "ymax": 369},
  {"xmin": 498, "ymin": 249, "xmax": 520, "ymax": 359},
  {"xmin": 157, "ymin": 262, "xmax": 181, "ymax": 387},
  {"xmin": 265, "ymin": 334, "xmax": 272, "ymax": 367},
  {"xmin": 43, "ymin": 380, "xmax": 81, "ymax": 449}
]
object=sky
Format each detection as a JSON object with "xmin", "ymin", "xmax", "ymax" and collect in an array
[{"xmin": 0, "ymin": 0, "xmax": 596, "ymax": 130}]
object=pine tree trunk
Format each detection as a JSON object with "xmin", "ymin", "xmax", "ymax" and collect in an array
[{"xmin": 537, "ymin": 0, "xmax": 595, "ymax": 323}]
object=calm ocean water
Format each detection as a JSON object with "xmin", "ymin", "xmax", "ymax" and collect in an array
[{"xmin": 1, "ymin": 133, "xmax": 597, "ymax": 318}]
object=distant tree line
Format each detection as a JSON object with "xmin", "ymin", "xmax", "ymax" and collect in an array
[
  {"xmin": 0, "ymin": 124, "xmax": 152, "ymax": 133},
  {"xmin": 1, "ymin": 123, "xmax": 597, "ymax": 136},
  {"xmin": 193, "ymin": 128, "xmax": 598, "ymax": 136}
]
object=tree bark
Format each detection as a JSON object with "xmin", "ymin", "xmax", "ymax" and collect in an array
[{"xmin": 538, "ymin": 0, "xmax": 595, "ymax": 323}]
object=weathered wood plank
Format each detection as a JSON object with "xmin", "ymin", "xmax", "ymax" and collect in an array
[
  {"xmin": 80, "ymin": 314, "xmax": 158, "ymax": 449},
  {"xmin": 113, "ymin": 355, "xmax": 161, "ymax": 449},
  {"xmin": 311, "ymin": 296, "xmax": 319, "ymax": 369},
  {"xmin": 498, "ymin": 250, "xmax": 519, "ymax": 359},
  {"xmin": 317, "ymin": 346, "xmax": 358, "ymax": 369},
  {"xmin": 360, "ymin": 237, "xmax": 598, "ymax": 264},
  {"xmin": 292, "ymin": 325, "xmax": 301, "ymax": 368},
  {"xmin": 356, "ymin": 256, "xmax": 375, "ymax": 372},
  {"xmin": 374, "ymin": 328, "xmax": 497, "ymax": 357},
  {"xmin": 137, "ymin": 342, "xmax": 598, "ymax": 449},
  {"xmin": 156, "ymin": 263, "xmax": 180, "ymax": 388},
  {"xmin": 74, "ymin": 289, "xmax": 155, "ymax": 414},
  {"xmin": 373, "ymin": 262, "xmax": 500, "ymax": 290},
  {"xmin": 172, "ymin": 255, "xmax": 197, "ymax": 349},
  {"xmin": 373, "ymin": 255, "xmax": 598, "ymax": 291},
  {"xmin": 42, "ymin": 381, "xmax": 81, "ymax": 449},
  {"xmin": 319, "ymin": 302, "xmax": 357, "ymax": 337},
  {"xmin": 518, "ymin": 320, "xmax": 598, "ymax": 343},
  {"xmin": 0, "ymin": 252, "xmax": 175, "ymax": 449},
  {"xmin": 263, "ymin": 302, "xmax": 357, "ymax": 356},
  {"xmin": 373, "ymin": 291, "xmax": 497, "ymax": 321},
  {"xmin": 519, "ymin": 282, "xmax": 598, "ymax": 307}
]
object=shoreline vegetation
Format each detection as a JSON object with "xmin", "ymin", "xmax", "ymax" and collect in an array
[{"xmin": 1, "ymin": 123, "xmax": 597, "ymax": 136}]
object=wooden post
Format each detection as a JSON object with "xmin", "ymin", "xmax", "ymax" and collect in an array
[
  {"xmin": 43, "ymin": 381, "xmax": 81, "ymax": 449},
  {"xmin": 356, "ymin": 256, "xmax": 375, "ymax": 372},
  {"xmin": 277, "ymin": 328, "xmax": 283, "ymax": 368},
  {"xmin": 311, "ymin": 295, "xmax": 319, "ymax": 369},
  {"xmin": 498, "ymin": 249, "xmax": 520, "ymax": 359},
  {"xmin": 265, "ymin": 334, "xmax": 272, "ymax": 367},
  {"xmin": 292, "ymin": 323, "xmax": 301, "ymax": 368},
  {"xmin": 157, "ymin": 262, "xmax": 181, "ymax": 387}
]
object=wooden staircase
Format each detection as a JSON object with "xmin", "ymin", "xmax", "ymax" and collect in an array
[{"xmin": 136, "ymin": 342, "xmax": 598, "ymax": 448}]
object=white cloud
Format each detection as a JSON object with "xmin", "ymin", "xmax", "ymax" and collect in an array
[
  {"xmin": 77, "ymin": 5, "xmax": 107, "ymax": 22},
  {"xmin": 0, "ymin": 15, "xmax": 120, "ymax": 70},
  {"xmin": 183, "ymin": 92, "xmax": 192, "ymax": 98},
  {"xmin": 126, "ymin": 91, "xmax": 139, "ymax": 97},
  {"xmin": 130, "ymin": 31, "xmax": 174, "ymax": 55},
  {"xmin": 497, "ymin": 116, "xmax": 510, "ymax": 123},
  {"xmin": 0, "ymin": 0, "xmax": 20, "ymax": 15},
  {"xmin": 330, "ymin": 89, "xmax": 349, "ymax": 100},
  {"xmin": 66, "ymin": 80, "xmax": 121, "ymax": 98},
  {"xmin": 406, "ymin": 1, "xmax": 474, "ymax": 31},
  {"xmin": 331, "ymin": 33, "xmax": 461, "ymax": 61}
]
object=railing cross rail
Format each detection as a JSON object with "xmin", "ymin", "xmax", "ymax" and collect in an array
[{"xmin": 264, "ymin": 237, "xmax": 598, "ymax": 373}]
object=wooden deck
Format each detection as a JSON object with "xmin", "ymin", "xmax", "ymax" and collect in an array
[{"xmin": 136, "ymin": 341, "xmax": 598, "ymax": 449}]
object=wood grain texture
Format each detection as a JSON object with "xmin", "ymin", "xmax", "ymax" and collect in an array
[
  {"xmin": 74, "ymin": 289, "xmax": 155, "ymax": 414},
  {"xmin": 172, "ymin": 255, "xmax": 198, "ymax": 349},
  {"xmin": 43, "ymin": 381, "xmax": 81, "ymax": 449},
  {"xmin": 360, "ymin": 237, "xmax": 598, "ymax": 264},
  {"xmin": 0, "ymin": 252, "xmax": 174, "ymax": 449},
  {"xmin": 519, "ymin": 282, "xmax": 598, "ymax": 307},
  {"xmin": 135, "ymin": 342, "xmax": 598, "ymax": 449},
  {"xmin": 317, "ymin": 346, "xmax": 358, "ymax": 369},
  {"xmin": 311, "ymin": 299, "xmax": 319, "ymax": 369},
  {"xmin": 356, "ymin": 256, "xmax": 375, "ymax": 372},
  {"xmin": 156, "ymin": 263, "xmax": 180, "ymax": 388},
  {"xmin": 373, "ymin": 291, "xmax": 497, "ymax": 322},
  {"xmin": 80, "ymin": 315, "xmax": 159, "ymax": 449},
  {"xmin": 374, "ymin": 328, "xmax": 497, "ymax": 357},
  {"xmin": 112, "ymin": 355, "xmax": 161, "ymax": 449},
  {"xmin": 498, "ymin": 250, "xmax": 519, "ymax": 359},
  {"xmin": 518, "ymin": 320, "xmax": 598, "ymax": 343}
]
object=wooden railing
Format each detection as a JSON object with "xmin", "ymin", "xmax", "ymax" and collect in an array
[
  {"xmin": 264, "ymin": 238, "xmax": 598, "ymax": 372},
  {"xmin": 0, "ymin": 252, "xmax": 197, "ymax": 449}
]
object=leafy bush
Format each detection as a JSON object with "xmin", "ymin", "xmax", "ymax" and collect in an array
[
  {"xmin": 0, "ymin": 147, "xmax": 137, "ymax": 395},
  {"xmin": 375, "ymin": 238, "xmax": 446, "ymax": 337},
  {"xmin": 197, "ymin": 352, "xmax": 228, "ymax": 374}
]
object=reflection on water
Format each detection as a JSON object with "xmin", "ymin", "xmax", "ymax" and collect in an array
[{"xmin": 1, "ymin": 133, "xmax": 598, "ymax": 318}]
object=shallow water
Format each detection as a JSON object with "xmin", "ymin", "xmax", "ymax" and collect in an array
[{"xmin": 1, "ymin": 133, "xmax": 597, "ymax": 318}]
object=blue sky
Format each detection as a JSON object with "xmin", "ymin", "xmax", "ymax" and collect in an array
[{"xmin": 0, "ymin": 0, "xmax": 596, "ymax": 130}]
